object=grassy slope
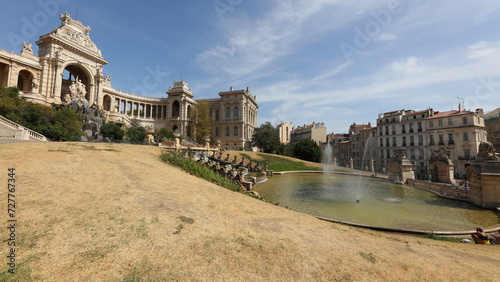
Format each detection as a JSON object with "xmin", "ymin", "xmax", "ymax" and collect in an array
[{"xmin": 0, "ymin": 142, "xmax": 499, "ymax": 281}]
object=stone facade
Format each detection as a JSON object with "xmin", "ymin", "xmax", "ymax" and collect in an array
[
  {"xmin": 466, "ymin": 141, "xmax": 500, "ymax": 209},
  {"xmin": 205, "ymin": 87, "xmax": 258, "ymax": 150},
  {"xmin": 377, "ymin": 109, "xmax": 432, "ymax": 177},
  {"xmin": 0, "ymin": 12, "xmax": 258, "ymax": 145},
  {"xmin": 485, "ymin": 107, "xmax": 500, "ymax": 149},
  {"xmin": 275, "ymin": 122, "xmax": 293, "ymax": 144},
  {"xmin": 426, "ymin": 105, "xmax": 487, "ymax": 177},
  {"xmin": 290, "ymin": 122, "xmax": 326, "ymax": 144}
]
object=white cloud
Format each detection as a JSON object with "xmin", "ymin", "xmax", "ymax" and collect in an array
[
  {"xmin": 465, "ymin": 41, "xmax": 500, "ymax": 61},
  {"xmin": 375, "ymin": 33, "xmax": 397, "ymax": 41}
]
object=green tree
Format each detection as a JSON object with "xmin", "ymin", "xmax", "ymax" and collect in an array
[
  {"xmin": 189, "ymin": 100, "xmax": 212, "ymax": 144},
  {"xmin": 48, "ymin": 108, "xmax": 83, "ymax": 141},
  {"xmin": 0, "ymin": 85, "xmax": 82, "ymax": 141},
  {"xmin": 252, "ymin": 121, "xmax": 283, "ymax": 154},
  {"xmin": 100, "ymin": 122, "xmax": 125, "ymax": 140},
  {"xmin": 155, "ymin": 127, "xmax": 174, "ymax": 142},
  {"xmin": 290, "ymin": 139, "xmax": 322, "ymax": 163},
  {"xmin": 126, "ymin": 126, "xmax": 147, "ymax": 142}
]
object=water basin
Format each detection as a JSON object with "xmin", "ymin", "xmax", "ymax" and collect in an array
[{"xmin": 254, "ymin": 173, "xmax": 500, "ymax": 231}]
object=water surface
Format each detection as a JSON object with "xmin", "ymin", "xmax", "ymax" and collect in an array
[{"xmin": 254, "ymin": 173, "xmax": 500, "ymax": 231}]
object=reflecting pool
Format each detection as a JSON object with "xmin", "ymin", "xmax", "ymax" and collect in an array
[{"xmin": 254, "ymin": 173, "xmax": 500, "ymax": 231}]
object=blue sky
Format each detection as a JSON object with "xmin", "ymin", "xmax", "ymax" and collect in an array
[{"xmin": 1, "ymin": 0, "xmax": 500, "ymax": 133}]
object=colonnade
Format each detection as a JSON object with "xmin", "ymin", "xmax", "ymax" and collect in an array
[{"xmin": 114, "ymin": 97, "xmax": 169, "ymax": 120}]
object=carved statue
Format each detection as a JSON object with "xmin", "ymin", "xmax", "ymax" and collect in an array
[
  {"xmin": 392, "ymin": 149, "xmax": 407, "ymax": 159},
  {"xmin": 31, "ymin": 78, "xmax": 38, "ymax": 89},
  {"xmin": 62, "ymin": 94, "xmax": 71, "ymax": 105},
  {"xmin": 60, "ymin": 12, "xmax": 72, "ymax": 25},
  {"xmin": 22, "ymin": 42, "xmax": 33, "ymax": 53},
  {"xmin": 477, "ymin": 141, "xmax": 500, "ymax": 161},
  {"xmin": 66, "ymin": 79, "xmax": 87, "ymax": 101},
  {"xmin": 431, "ymin": 148, "xmax": 449, "ymax": 160}
]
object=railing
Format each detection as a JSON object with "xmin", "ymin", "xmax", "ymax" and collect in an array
[
  {"xmin": 429, "ymin": 141, "xmax": 435, "ymax": 145},
  {"xmin": 438, "ymin": 141, "xmax": 445, "ymax": 145},
  {"xmin": 458, "ymin": 156, "xmax": 476, "ymax": 160},
  {"xmin": 409, "ymin": 129, "xmax": 414, "ymax": 133},
  {"xmin": 0, "ymin": 114, "xmax": 47, "ymax": 141},
  {"xmin": 418, "ymin": 128, "xmax": 422, "ymax": 132}
]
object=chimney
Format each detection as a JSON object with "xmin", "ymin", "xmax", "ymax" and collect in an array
[
  {"xmin": 476, "ymin": 108, "xmax": 483, "ymax": 115},
  {"xmin": 458, "ymin": 103, "xmax": 463, "ymax": 112},
  {"xmin": 230, "ymin": 86, "xmax": 233, "ymax": 91}
]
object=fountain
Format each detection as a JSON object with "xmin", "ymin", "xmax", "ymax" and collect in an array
[
  {"xmin": 322, "ymin": 142, "xmax": 335, "ymax": 174},
  {"xmin": 254, "ymin": 173, "xmax": 499, "ymax": 231}
]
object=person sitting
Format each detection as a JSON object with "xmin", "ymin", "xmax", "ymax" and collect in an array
[
  {"xmin": 471, "ymin": 227, "xmax": 490, "ymax": 245},
  {"xmin": 488, "ymin": 230, "xmax": 500, "ymax": 245}
]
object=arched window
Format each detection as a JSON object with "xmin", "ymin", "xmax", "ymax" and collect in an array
[
  {"xmin": 234, "ymin": 106, "xmax": 239, "ymax": 119},
  {"xmin": 215, "ymin": 110, "xmax": 219, "ymax": 120},
  {"xmin": 226, "ymin": 107, "xmax": 230, "ymax": 119},
  {"xmin": 17, "ymin": 70, "xmax": 34, "ymax": 92},
  {"xmin": 173, "ymin": 125, "xmax": 178, "ymax": 131},
  {"xmin": 226, "ymin": 127, "xmax": 229, "ymax": 136},
  {"xmin": 234, "ymin": 126, "xmax": 238, "ymax": 136},
  {"xmin": 215, "ymin": 127, "xmax": 219, "ymax": 137},
  {"xmin": 103, "ymin": 95, "xmax": 112, "ymax": 111}
]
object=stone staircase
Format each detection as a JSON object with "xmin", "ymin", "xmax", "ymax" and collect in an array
[{"xmin": 0, "ymin": 115, "xmax": 48, "ymax": 142}]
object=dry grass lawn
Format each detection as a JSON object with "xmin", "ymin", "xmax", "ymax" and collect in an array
[{"xmin": 0, "ymin": 142, "xmax": 499, "ymax": 281}]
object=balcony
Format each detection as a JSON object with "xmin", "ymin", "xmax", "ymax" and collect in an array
[
  {"xmin": 402, "ymin": 143, "xmax": 407, "ymax": 146},
  {"xmin": 410, "ymin": 142, "xmax": 415, "ymax": 146},
  {"xmin": 418, "ymin": 142, "xmax": 423, "ymax": 146},
  {"xmin": 392, "ymin": 144, "xmax": 397, "ymax": 147},
  {"xmin": 438, "ymin": 141, "xmax": 445, "ymax": 145},
  {"xmin": 401, "ymin": 130, "xmax": 406, "ymax": 133},
  {"xmin": 392, "ymin": 131, "xmax": 396, "ymax": 134},
  {"xmin": 418, "ymin": 128, "xmax": 422, "ymax": 132},
  {"xmin": 448, "ymin": 141, "xmax": 455, "ymax": 145},
  {"xmin": 429, "ymin": 141, "xmax": 435, "ymax": 145},
  {"xmin": 458, "ymin": 156, "xmax": 476, "ymax": 161},
  {"xmin": 409, "ymin": 129, "xmax": 414, "ymax": 133}
]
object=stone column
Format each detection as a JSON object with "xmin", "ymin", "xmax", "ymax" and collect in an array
[{"xmin": 350, "ymin": 158, "xmax": 354, "ymax": 169}]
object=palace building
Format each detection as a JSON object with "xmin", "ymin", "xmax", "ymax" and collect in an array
[{"xmin": 0, "ymin": 12, "xmax": 258, "ymax": 148}]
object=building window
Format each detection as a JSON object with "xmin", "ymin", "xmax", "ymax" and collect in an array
[
  {"xmin": 234, "ymin": 106, "xmax": 239, "ymax": 119},
  {"xmin": 418, "ymin": 122, "xmax": 422, "ymax": 132},
  {"xmin": 226, "ymin": 107, "xmax": 230, "ymax": 119},
  {"xmin": 464, "ymin": 149, "xmax": 471, "ymax": 160},
  {"xmin": 385, "ymin": 126, "xmax": 389, "ymax": 135},
  {"xmin": 215, "ymin": 110, "xmax": 219, "ymax": 120},
  {"xmin": 462, "ymin": 116, "xmax": 468, "ymax": 124},
  {"xmin": 438, "ymin": 120, "xmax": 443, "ymax": 127},
  {"xmin": 402, "ymin": 124, "xmax": 406, "ymax": 133},
  {"xmin": 226, "ymin": 127, "xmax": 229, "ymax": 136},
  {"xmin": 393, "ymin": 137, "xmax": 396, "ymax": 147},
  {"xmin": 429, "ymin": 121, "xmax": 433, "ymax": 128},
  {"xmin": 463, "ymin": 132, "xmax": 469, "ymax": 141},
  {"xmin": 234, "ymin": 126, "xmax": 238, "ymax": 136},
  {"xmin": 392, "ymin": 125, "xmax": 396, "ymax": 134},
  {"xmin": 402, "ymin": 137, "xmax": 407, "ymax": 146},
  {"xmin": 386, "ymin": 138, "xmax": 389, "ymax": 147},
  {"xmin": 430, "ymin": 135, "xmax": 435, "ymax": 145},
  {"xmin": 409, "ymin": 123, "xmax": 414, "ymax": 133},
  {"xmin": 418, "ymin": 135, "xmax": 423, "ymax": 145},
  {"xmin": 438, "ymin": 134, "xmax": 444, "ymax": 145},
  {"xmin": 448, "ymin": 133, "xmax": 454, "ymax": 144},
  {"xmin": 215, "ymin": 127, "xmax": 219, "ymax": 137},
  {"xmin": 410, "ymin": 136, "xmax": 414, "ymax": 146},
  {"xmin": 448, "ymin": 118, "xmax": 452, "ymax": 126}
]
